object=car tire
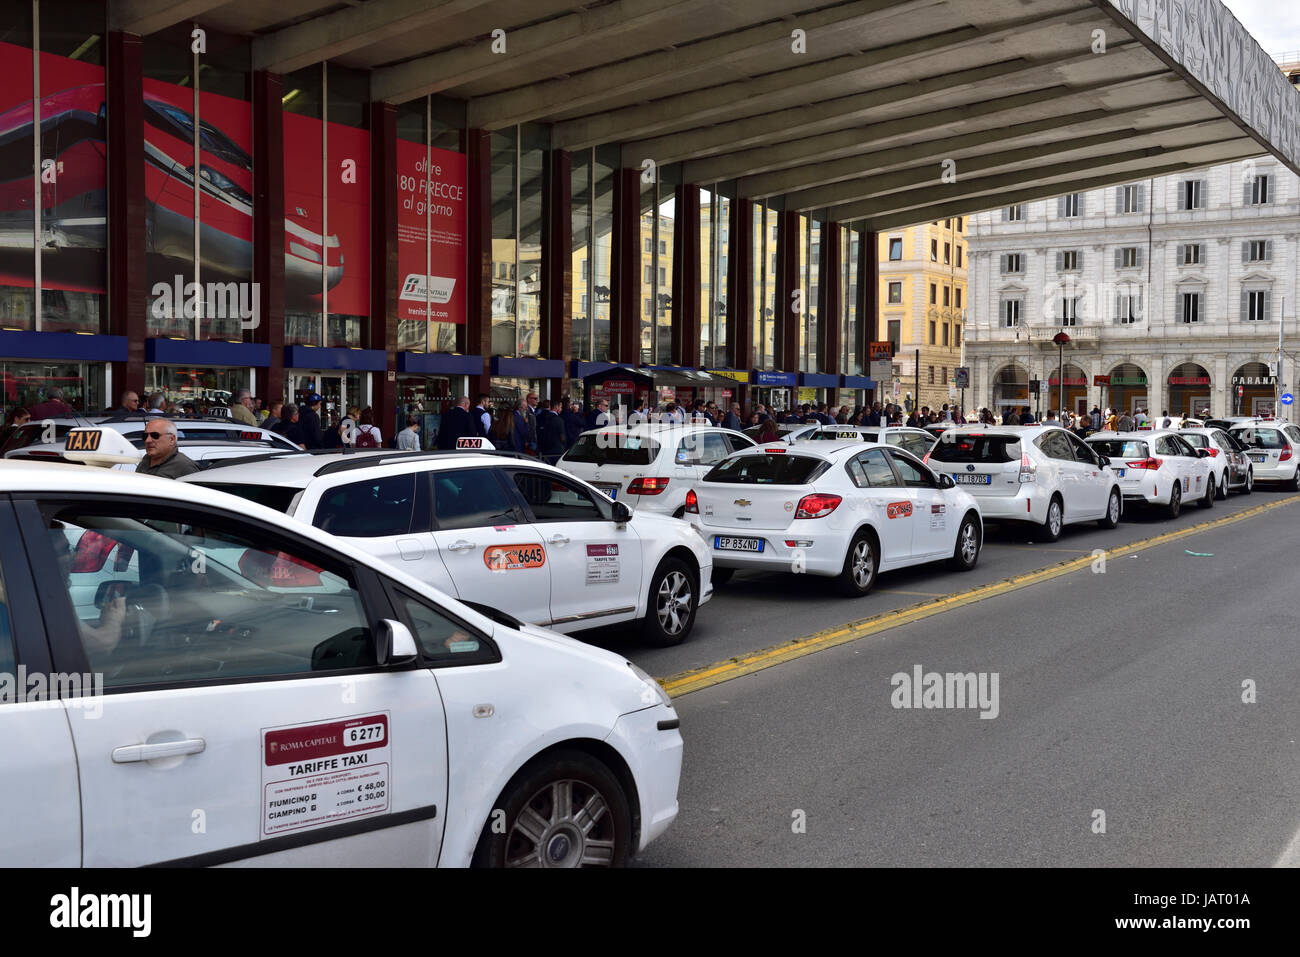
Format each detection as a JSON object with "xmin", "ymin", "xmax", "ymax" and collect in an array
[
  {"xmin": 1037, "ymin": 495, "xmax": 1064, "ymax": 542},
  {"xmin": 1290, "ymin": 469, "xmax": 1300, "ymax": 493},
  {"xmin": 948, "ymin": 513, "xmax": 981, "ymax": 571},
  {"xmin": 1098, "ymin": 488, "xmax": 1121, "ymax": 529},
  {"xmin": 711, "ymin": 567, "xmax": 735, "ymax": 587},
  {"xmin": 471, "ymin": 749, "xmax": 632, "ymax": 868},
  {"xmin": 1216, "ymin": 469, "xmax": 1229, "ymax": 500},
  {"xmin": 836, "ymin": 529, "xmax": 877, "ymax": 597},
  {"xmin": 1243, "ymin": 469, "xmax": 1253, "ymax": 494},
  {"xmin": 1200, "ymin": 474, "xmax": 1215, "ymax": 508},
  {"xmin": 642, "ymin": 557, "xmax": 697, "ymax": 646},
  {"xmin": 1167, "ymin": 479, "xmax": 1182, "ymax": 519}
]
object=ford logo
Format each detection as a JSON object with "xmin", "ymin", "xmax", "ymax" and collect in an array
[{"xmin": 966, "ymin": 464, "xmax": 975, "ymax": 472}]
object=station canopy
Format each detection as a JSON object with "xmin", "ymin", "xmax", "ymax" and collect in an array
[{"xmin": 124, "ymin": 0, "xmax": 1300, "ymax": 228}]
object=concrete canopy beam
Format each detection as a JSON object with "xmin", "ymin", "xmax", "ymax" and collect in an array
[
  {"xmin": 371, "ymin": 0, "xmax": 708, "ymax": 105},
  {"xmin": 466, "ymin": 0, "xmax": 938, "ymax": 130},
  {"xmin": 251, "ymin": 0, "xmax": 499, "ymax": 75},
  {"xmin": 109, "ymin": 0, "xmax": 226, "ymax": 35}
]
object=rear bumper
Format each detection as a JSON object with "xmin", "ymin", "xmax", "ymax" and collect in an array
[
  {"xmin": 965, "ymin": 485, "xmax": 1049, "ymax": 525},
  {"xmin": 691, "ymin": 522, "xmax": 847, "ymax": 577}
]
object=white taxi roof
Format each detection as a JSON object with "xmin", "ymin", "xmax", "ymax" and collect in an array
[{"xmin": 178, "ymin": 449, "xmax": 538, "ymax": 487}]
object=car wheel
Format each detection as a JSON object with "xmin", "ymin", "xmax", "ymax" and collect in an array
[
  {"xmin": 1290, "ymin": 469, "xmax": 1300, "ymax": 493},
  {"xmin": 1167, "ymin": 480, "xmax": 1182, "ymax": 519},
  {"xmin": 1098, "ymin": 488, "xmax": 1121, "ymax": 529},
  {"xmin": 642, "ymin": 557, "xmax": 696, "ymax": 646},
  {"xmin": 471, "ymin": 750, "xmax": 632, "ymax": 868},
  {"xmin": 1216, "ymin": 469, "xmax": 1229, "ymax": 500},
  {"xmin": 1037, "ymin": 495, "xmax": 1063, "ymax": 542},
  {"xmin": 1243, "ymin": 469, "xmax": 1253, "ymax": 495},
  {"xmin": 1200, "ymin": 474, "xmax": 1215, "ymax": 508},
  {"xmin": 836, "ymin": 530, "xmax": 877, "ymax": 597},
  {"xmin": 711, "ymin": 567, "xmax": 735, "ymax": 587},
  {"xmin": 948, "ymin": 513, "xmax": 980, "ymax": 571}
]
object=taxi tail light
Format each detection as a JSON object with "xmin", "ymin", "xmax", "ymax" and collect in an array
[
  {"xmin": 1280, "ymin": 445, "xmax": 1293, "ymax": 461},
  {"xmin": 922, "ymin": 452, "xmax": 931, "ymax": 465},
  {"xmin": 1017, "ymin": 453, "xmax": 1037, "ymax": 484},
  {"xmin": 684, "ymin": 489, "xmax": 698, "ymax": 514},
  {"xmin": 628, "ymin": 476, "xmax": 670, "ymax": 495},
  {"xmin": 1126, "ymin": 458, "xmax": 1162, "ymax": 470},
  {"xmin": 1205, "ymin": 447, "xmax": 1219, "ymax": 457},
  {"xmin": 795, "ymin": 493, "xmax": 842, "ymax": 519}
]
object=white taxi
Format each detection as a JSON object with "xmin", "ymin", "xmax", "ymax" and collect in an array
[
  {"xmin": 1085, "ymin": 430, "xmax": 1216, "ymax": 517},
  {"xmin": 181, "ymin": 448, "xmax": 712, "ymax": 646},
  {"xmin": 688, "ymin": 440, "xmax": 983, "ymax": 595},
  {"xmin": 0, "ymin": 463, "xmax": 680, "ymax": 867},
  {"xmin": 557, "ymin": 424, "xmax": 754, "ymax": 518},
  {"xmin": 926, "ymin": 426, "xmax": 1123, "ymax": 541},
  {"xmin": 794, "ymin": 424, "xmax": 937, "ymax": 459},
  {"xmin": 1228, "ymin": 422, "xmax": 1300, "ymax": 490},
  {"xmin": 1178, "ymin": 427, "xmax": 1254, "ymax": 496}
]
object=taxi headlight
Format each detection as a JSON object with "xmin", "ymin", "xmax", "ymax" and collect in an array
[{"xmin": 628, "ymin": 661, "xmax": 671, "ymax": 708}]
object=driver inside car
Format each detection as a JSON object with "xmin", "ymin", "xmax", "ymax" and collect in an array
[{"xmin": 49, "ymin": 521, "xmax": 127, "ymax": 657}]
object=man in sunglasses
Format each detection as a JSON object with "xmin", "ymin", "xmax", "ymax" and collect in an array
[{"xmin": 135, "ymin": 418, "xmax": 199, "ymax": 479}]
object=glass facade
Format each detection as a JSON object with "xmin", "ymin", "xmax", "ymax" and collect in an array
[
  {"xmin": 490, "ymin": 128, "xmax": 517, "ymax": 356},
  {"xmin": 144, "ymin": 364, "xmax": 251, "ymax": 410},
  {"xmin": 1, "ymin": 359, "xmax": 104, "ymax": 413},
  {"xmin": 699, "ymin": 186, "xmax": 730, "ymax": 368}
]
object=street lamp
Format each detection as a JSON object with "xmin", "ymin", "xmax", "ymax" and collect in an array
[{"xmin": 1053, "ymin": 331, "xmax": 1071, "ymax": 418}]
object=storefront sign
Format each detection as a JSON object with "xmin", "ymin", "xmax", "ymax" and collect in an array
[
  {"xmin": 797, "ymin": 387, "xmax": 817, "ymax": 403},
  {"xmin": 869, "ymin": 341, "xmax": 893, "ymax": 361},
  {"xmin": 1110, "ymin": 376, "xmax": 1147, "ymax": 386},
  {"xmin": 705, "ymin": 370, "xmax": 749, "ymax": 384},
  {"xmin": 1232, "ymin": 375, "xmax": 1276, "ymax": 385},
  {"xmin": 1048, "ymin": 377, "xmax": 1087, "ymax": 386},
  {"xmin": 602, "ymin": 379, "xmax": 636, "ymax": 395},
  {"xmin": 754, "ymin": 371, "xmax": 797, "ymax": 387},
  {"xmin": 1093, "ymin": 375, "xmax": 1110, "ymax": 386},
  {"xmin": 1168, "ymin": 376, "xmax": 1210, "ymax": 385}
]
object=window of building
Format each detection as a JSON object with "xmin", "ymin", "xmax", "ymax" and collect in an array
[
  {"xmin": 1001, "ymin": 253, "xmax": 1023, "ymax": 274},
  {"xmin": 659, "ymin": 240, "xmax": 666, "ymax": 255},
  {"xmin": 1178, "ymin": 291, "xmax": 1202, "ymax": 323},
  {"xmin": 955, "ymin": 288, "xmax": 962, "ymax": 309},
  {"xmin": 888, "ymin": 281, "xmax": 902, "ymax": 304},
  {"xmin": 644, "ymin": 237, "xmax": 652, "ymax": 252},
  {"xmin": 929, "ymin": 321, "xmax": 936, "ymax": 344},
  {"xmin": 1248, "ymin": 173, "xmax": 1273, "ymax": 205},
  {"xmin": 1181, "ymin": 243, "xmax": 1203, "ymax": 265},
  {"xmin": 942, "ymin": 286, "xmax": 950, "ymax": 307},
  {"xmin": 1060, "ymin": 297, "xmax": 1079, "ymax": 326},
  {"xmin": 1058, "ymin": 249, "xmax": 1080, "ymax": 271},
  {"xmin": 928, "ymin": 366, "xmax": 935, "ymax": 384},
  {"xmin": 955, "ymin": 324, "xmax": 962, "ymax": 346},
  {"xmin": 1179, "ymin": 179, "xmax": 1206, "ymax": 210},
  {"xmin": 931, "ymin": 239, "xmax": 938, "ymax": 262},
  {"xmin": 1118, "ymin": 246, "xmax": 1141, "ymax": 268},
  {"xmin": 1004, "ymin": 205, "xmax": 1023, "ymax": 222},
  {"xmin": 956, "ymin": 216, "xmax": 963, "ymax": 231},
  {"xmin": 955, "ymin": 245, "xmax": 963, "ymax": 267},
  {"xmin": 644, "ymin": 265, "xmax": 654, "ymax": 283},
  {"xmin": 943, "ymin": 242, "xmax": 951, "ymax": 264},
  {"xmin": 1120, "ymin": 184, "xmax": 1145, "ymax": 213},
  {"xmin": 1061, "ymin": 193, "xmax": 1082, "ymax": 218},
  {"xmin": 645, "ymin": 298, "xmax": 653, "ymax": 315},
  {"xmin": 888, "ymin": 237, "xmax": 903, "ymax": 260},
  {"xmin": 942, "ymin": 323, "xmax": 949, "ymax": 346},
  {"xmin": 1245, "ymin": 240, "xmax": 1273, "ymax": 263},
  {"xmin": 945, "ymin": 219, "xmax": 951, "ymax": 228},
  {"xmin": 887, "ymin": 319, "xmax": 901, "ymax": 353},
  {"xmin": 1115, "ymin": 289, "xmax": 1142, "ymax": 324},
  {"xmin": 929, "ymin": 284, "xmax": 937, "ymax": 305},
  {"xmin": 941, "ymin": 366, "xmax": 947, "ymax": 383},
  {"xmin": 1002, "ymin": 299, "xmax": 1022, "ymax": 327},
  {"xmin": 1244, "ymin": 289, "xmax": 1271, "ymax": 322}
]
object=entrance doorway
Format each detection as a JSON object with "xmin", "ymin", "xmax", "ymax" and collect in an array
[{"xmin": 286, "ymin": 372, "xmax": 365, "ymax": 427}]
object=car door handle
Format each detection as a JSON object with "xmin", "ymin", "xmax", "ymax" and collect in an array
[
  {"xmin": 548, "ymin": 534, "xmax": 571, "ymax": 545},
  {"xmin": 447, "ymin": 540, "xmax": 477, "ymax": 552},
  {"xmin": 112, "ymin": 738, "xmax": 206, "ymax": 764}
]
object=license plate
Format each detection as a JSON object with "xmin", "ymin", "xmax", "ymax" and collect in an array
[
  {"xmin": 715, "ymin": 536, "xmax": 764, "ymax": 552},
  {"xmin": 954, "ymin": 473, "xmax": 992, "ymax": 485},
  {"xmin": 1113, "ymin": 468, "xmax": 1125, "ymax": 477},
  {"xmin": 594, "ymin": 485, "xmax": 617, "ymax": 500},
  {"xmin": 1250, "ymin": 453, "xmax": 1266, "ymax": 463}
]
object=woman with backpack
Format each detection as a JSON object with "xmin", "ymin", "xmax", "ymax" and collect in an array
[{"xmin": 354, "ymin": 407, "xmax": 383, "ymax": 449}]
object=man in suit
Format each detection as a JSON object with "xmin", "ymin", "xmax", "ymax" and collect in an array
[
  {"xmin": 298, "ymin": 393, "xmax": 324, "ymax": 449},
  {"xmin": 436, "ymin": 396, "xmax": 478, "ymax": 450},
  {"xmin": 537, "ymin": 399, "xmax": 567, "ymax": 464}
]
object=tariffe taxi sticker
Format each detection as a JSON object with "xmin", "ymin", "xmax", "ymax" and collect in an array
[
  {"xmin": 261, "ymin": 713, "xmax": 390, "ymax": 836},
  {"xmin": 586, "ymin": 544, "xmax": 620, "ymax": 584},
  {"xmin": 930, "ymin": 503, "xmax": 946, "ymax": 529},
  {"xmin": 484, "ymin": 544, "xmax": 546, "ymax": 570}
]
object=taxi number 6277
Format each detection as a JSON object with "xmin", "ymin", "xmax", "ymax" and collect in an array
[{"xmin": 344, "ymin": 722, "xmax": 386, "ymax": 747}]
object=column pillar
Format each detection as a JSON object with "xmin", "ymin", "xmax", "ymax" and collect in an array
[
  {"xmin": 369, "ymin": 101, "xmax": 398, "ymax": 427},
  {"xmin": 611, "ymin": 168, "xmax": 642, "ymax": 366},
  {"xmin": 671, "ymin": 184, "xmax": 701, "ymax": 366},
  {"xmin": 819, "ymin": 222, "xmax": 841, "ymax": 379},
  {"xmin": 106, "ymin": 31, "xmax": 146, "ymax": 396},
  {"xmin": 252, "ymin": 70, "xmax": 285, "ymax": 405},
  {"xmin": 543, "ymin": 149, "xmax": 572, "ymax": 397},
  {"xmin": 728, "ymin": 199, "xmax": 754, "ymax": 374},
  {"xmin": 775, "ymin": 210, "xmax": 800, "ymax": 372},
  {"xmin": 464, "ymin": 129, "xmax": 493, "ymax": 396}
]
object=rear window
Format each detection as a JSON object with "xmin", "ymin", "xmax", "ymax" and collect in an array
[
  {"xmin": 703, "ymin": 453, "xmax": 827, "ymax": 485},
  {"xmin": 313, "ymin": 474, "xmax": 419, "ymax": 537},
  {"xmin": 929, "ymin": 435, "xmax": 1021, "ymax": 464},
  {"xmin": 562, "ymin": 432, "xmax": 660, "ymax": 465},
  {"xmin": 195, "ymin": 482, "xmax": 303, "ymax": 514},
  {"xmin": 1180, "ymin": 433, "xmax": 1208, "ymax": 448},
  {"xmin": 1088, "ymin": 439, "xmax": 1148, "ymax": 459},
  {"xmin": 1231, "ymin": 427, "xmax": 1287, "ymax": 449}
]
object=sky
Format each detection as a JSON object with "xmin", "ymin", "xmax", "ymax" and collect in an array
[{"xmin": 1221, "ymin": 0, "xmax": 1300, "ymax": 60}]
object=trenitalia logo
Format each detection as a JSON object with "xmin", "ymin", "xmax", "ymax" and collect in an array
[
  {"xmin": 399, "ymin": 273, "xmax": 457, "ymax": 304},
  {"xmin": 150, "ymin": 276, "xmax": 259, "ymax": 329}
]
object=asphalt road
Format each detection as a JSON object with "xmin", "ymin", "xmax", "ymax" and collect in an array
[{"xmin": 610, "ymin": 484, "xmax": 1300, "ymax": 866}]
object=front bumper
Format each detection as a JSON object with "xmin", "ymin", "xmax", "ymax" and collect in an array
[{"xmin": 606, "ymin": 703, "xmax": 683, "ymax": 852}]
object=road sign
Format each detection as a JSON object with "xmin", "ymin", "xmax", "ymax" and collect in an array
[
  {"xmin": 1237, "ymin": 385, "xmax": 1245, "ymax": 397},
  {"xmin": 870, "ymin": 360, "xmax": 892, "ymax": 382},
  {"xmin": 954, "ymin": 366, "xmax": 970, "ymax": 388},
  {"xmin": 1283, "ymin": 393, "xmax": 1294, "ymax": 406}
]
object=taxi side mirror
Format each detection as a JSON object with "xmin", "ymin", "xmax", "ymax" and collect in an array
[
  {"xmin": 1098, "ymin": 455, "xmax": 1111, "ymax": 468},
  {"xmin": 937, "ymin": 473, "xmax": 956, "ymax": 489},
  {"xmin": 375, "ymin": 619, "xmax": 419, "ymax": 667},
  {"xmin": 613, "ymin": 501, "xmax": 632, "ymax": 524}
]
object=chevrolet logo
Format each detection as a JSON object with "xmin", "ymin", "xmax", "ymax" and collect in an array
[{"xmin": 733, "ymin": 499, "xmax": 752, "ymax": 507}]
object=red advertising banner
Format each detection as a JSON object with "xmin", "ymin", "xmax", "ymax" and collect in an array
[{"xmin": 395, "ymin": 140, "xmax": 467, "ymax": 324}]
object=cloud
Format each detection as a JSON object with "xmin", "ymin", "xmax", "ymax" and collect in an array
[{"xmin": 1221, "ymin": 0, "xmax": 1300, "ymax": 58}]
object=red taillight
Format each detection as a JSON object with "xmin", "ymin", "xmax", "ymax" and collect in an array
[
  {"xmin": 628, "ymin": 476, "xmax": 670, "ymax": 495},
  {"xmin": 795, "ymin": 493, "xmax": 842, "ymax": 519},
  {"xmin": 685, "ymin": 489, "xmax": 698, "ymax": 513},
  {"xmin": 1125, "ymin": 458, "xmax": 1162, "ymax": 470},
  {"xmin": 1281, "ymin": 445, "xmax": 1293, "ymax": 462},
  {"xmin": 1205, "ymin": 447, "xmax": 1219, "ymax": 457},
  {"xmin": 764, "ymin": 447, "xmax": 787, "ymax": 454}
]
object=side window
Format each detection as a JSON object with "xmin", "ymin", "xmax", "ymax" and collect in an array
[
  {"xmin": 846, "ymin": 457, "xmax": 868, "ymax": 488},
  {"xmin": 886, "ymin": 450, "xmax": 932, "ymax": 488},
  {"xmin": 1038, "ymin": 432, "xmax": 1075, "ymax": 461},
  {"xmin": 312, "ymin": 474, "xmax": 417, "ymax": 537},
  {"xmin": 678, "ymin": 432, "xmax": 729, "ymax": 466},
  {"xmin": 0, "ymin": 562, "xmax": 15, "ymax": 691},
  {"xmin": 45, "ymin": 505, "xmax": 374, "ymax": 688},
  {"xmin": 1066, "ymin": 433, "xmax": 1097, "ymax": 465},
  {"xmin": 511, "ymin": 471, "xmax": 609, "ymax": 523},
  {"xmin": 856, "ymin": 449, "xmax": 899, "ymax": 487},
  {"xmin": 1155, "ymin": 436, "xmax": 1177, "ymax": 456},
  {"xmin": 724, "ymin": 433, "xmax": 755, "ymax": 453},
  {"xmin": 392, "ymin": 589, "xmax": 498, "ymax": 666},
  {"xmin": 1175, "ymin": 436, "xmax": 1198, "ymax": 456},
  {"xmin": 433, "ymin": 468, "xmax": 520, "ymax": 531},
  {"xmin": 1286, "ymin": 427, "xmax": 1300, "ymax": 445}
]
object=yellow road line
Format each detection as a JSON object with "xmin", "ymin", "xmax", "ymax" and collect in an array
[
  {"xmin": 983, "ymin": 544, "xmax": 1093, "ymax": 554},
  {"xmin": 660, "ymin": 497, "xmax": 1300, "ymax": 698},
  {"xmin": 875, "ymin": 589, "xmax": 950, "ymax": 597}
]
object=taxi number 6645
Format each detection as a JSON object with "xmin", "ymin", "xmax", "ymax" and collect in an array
[{"xmin": 344, "ymin": 722, "xmax": 385, "ymax": 747}]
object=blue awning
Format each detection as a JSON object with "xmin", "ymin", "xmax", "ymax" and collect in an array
[
  {"xmin": 799, "ymin": 372, "xmax": 839, "ymax": 389},
  {"xmin": 284, "ymin": 345, "xmax": 386, "ymax": 372},
  {"xmin": 398, "ymin": 352, "xmax": 483, "ymax": 376},
  {"xmin": 491, "ymin": 356, "xmax": 566, "ymax": 378},
  {"xmin": 148, "ymin": 338, "xmax": 271, "ymax": 367},
  {"xmin": 841, "ymin": 375, "xmax": 876, "ymax": 390},
  {"xmin": 0, "ymin": 330, "xmax": 128, "ymax": 362},
  {"xmin": 752, "ymin": 370, "xmax": 797, "ymax": 387}
]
